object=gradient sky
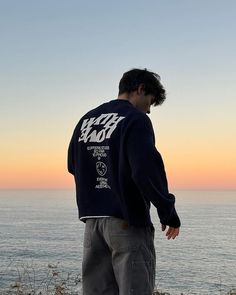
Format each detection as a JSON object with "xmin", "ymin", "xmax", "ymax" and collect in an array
[{"xmin": 1, "ymin": 0, "xmax": 236, "ymax": 190}]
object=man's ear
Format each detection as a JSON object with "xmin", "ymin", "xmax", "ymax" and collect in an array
[{"xmin": 137, "ymin": 83, "xmax": 145, "ymax": 95}]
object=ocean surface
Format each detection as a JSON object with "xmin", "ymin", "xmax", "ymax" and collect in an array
[{"xmin": 0, "ymin": 189, "xmax": 235, "ymax": 295}]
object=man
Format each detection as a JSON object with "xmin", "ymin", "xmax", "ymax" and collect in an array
[{"xmin": 68, "ymin": 68, "xmax": 181, "ymax": 295}]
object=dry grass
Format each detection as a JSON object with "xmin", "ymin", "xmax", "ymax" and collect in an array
[
  {"xmin": 1, "ymin": 262, "xmax": 235, "ymax": 295},
  {"xmin": 1, "ymin": 263, "xmax": 81, "ymax": 295}
]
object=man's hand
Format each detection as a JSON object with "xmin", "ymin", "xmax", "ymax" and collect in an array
[{"xmin": 161, "ymin": 224, "xmax": 180, "ymax": 240}]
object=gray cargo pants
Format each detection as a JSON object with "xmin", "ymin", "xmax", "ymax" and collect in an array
[{"xmin": 82, "ymin": 217, "xmax": 156, "ymax": 295}]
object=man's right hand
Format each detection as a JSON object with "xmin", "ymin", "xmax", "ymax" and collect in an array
[{"xmin": 161, "ymin": 224, "xmax": 180, "ymax": 240}]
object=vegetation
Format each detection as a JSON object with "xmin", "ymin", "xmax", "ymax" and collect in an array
[
  {"xmin": 1, "ymin": 262, "xmax": 235, "ymax": 295},
  {"xmin": 1, "ymin": 263, "xmax": 81, "ymax": 295}
]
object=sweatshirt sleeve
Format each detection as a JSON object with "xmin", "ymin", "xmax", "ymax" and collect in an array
[
  {"xmin": 126, "ymin": 113, "xmax": 181, "ymax": 228},
  {"xmin": 67, "ymin": 136, "xmax": 75, "ymax": 175}
]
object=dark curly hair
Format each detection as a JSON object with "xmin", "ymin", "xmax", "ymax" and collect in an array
[{"xmin": 118, "ymin": 68, "xmax": 166, "ymax": 106}]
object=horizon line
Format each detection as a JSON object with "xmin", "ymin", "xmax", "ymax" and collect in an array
[{"xmin": 0, "ymin": 187, "xmax": 236, "ymax": 191}]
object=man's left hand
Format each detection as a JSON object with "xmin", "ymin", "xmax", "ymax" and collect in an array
[{"xmin": 161, "ymin": 224, "xmax": 180, "ymax": 240}]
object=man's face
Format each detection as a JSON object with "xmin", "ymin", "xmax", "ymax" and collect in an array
[
  {"xmin": 133, "ymin": 84, "xmax": 155, "ymax": 114},
  {"xmin": 136, "ymin": 93, "xmax": 154, "ymax": 114}
]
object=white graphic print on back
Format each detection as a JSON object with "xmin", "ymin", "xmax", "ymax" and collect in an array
[
  {"xmin": 87, "ymin": 146, "xmax": 111, "ymax": 189},
  {"xmin": 79, "ymin": 113, "xmax": 125, "ymax": 143}
]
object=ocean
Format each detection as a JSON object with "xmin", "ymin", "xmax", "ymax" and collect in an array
[{"xmin": 0, "ymin": 189, "xmax": 235, "ymax": 295}]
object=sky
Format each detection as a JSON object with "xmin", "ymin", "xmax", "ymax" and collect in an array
[{"xmin": 0, "ymin": 0, "xmax": 236, "ymax": 190}]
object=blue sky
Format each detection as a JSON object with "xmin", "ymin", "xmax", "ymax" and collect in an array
[{"xmin": 1, "ymin": 0, "xmax": 236, "ymax": 189}]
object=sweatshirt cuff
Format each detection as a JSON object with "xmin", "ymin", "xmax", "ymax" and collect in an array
[{"xmin": 162, "ymin": 207, "xmax": 181, "ymax": 228}]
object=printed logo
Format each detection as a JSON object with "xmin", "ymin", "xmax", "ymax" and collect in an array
[
  {"xmin": 79, "ymin": 113, "xmax": 125, "ymax": 143},
  {"xmin": 96, "ymin": 161, "xmax": 107, "ymax": 176},
  {"xmin": 87, "ymin": 146, "xmax": 111, "ymax": 189},
  {"xmin": 95, "ymin": 177, "xmax": 111, "ymax": 189},
  {"xmin": 87, "ymin": 146, "xmax": 109, "ymax": 160}
]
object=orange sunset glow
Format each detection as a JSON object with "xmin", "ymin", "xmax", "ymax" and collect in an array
[{"xmin": 1, "ymin": 122, "xmax": 235, "ymax": 190}]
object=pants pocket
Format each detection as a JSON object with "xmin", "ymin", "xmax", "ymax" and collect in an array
[{"xmin": 109, "ymin": 218, "xmax": 140, "ymax": 251}]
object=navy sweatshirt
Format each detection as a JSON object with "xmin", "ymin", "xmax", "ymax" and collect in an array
[{"xmin": 68, "ymin": 99, "xmax": 181, "ymax": 228}]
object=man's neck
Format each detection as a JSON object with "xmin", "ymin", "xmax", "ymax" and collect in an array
[{"xmin": 117, "ymin": 93, "xmax": 137, "ymax": 108}]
